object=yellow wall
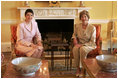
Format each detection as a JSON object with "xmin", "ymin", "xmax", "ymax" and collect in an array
[
  {"xmin": 1, "ymin": 1, "xmax": 24, "ymax": 20},
  {"xmin": 1, "ymin": 24, "xmax": 11, "ymax": 42},
  {"xmin": 1, "ymin": 1, "xmax": 117, "ymax": 42},
  {"xmin": 85, "ymin": 1, "xmax": 116, "ymax": 19},
  {"xmin": 113, "ymin": 1, "xmax": 117, "ymax": 19}
]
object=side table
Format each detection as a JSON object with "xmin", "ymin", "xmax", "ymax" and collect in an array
[
  {"xmin": 82, "ymin": 58, "xmax": 117, "ymax": 78},
  {"xmin": 50, "ymin": 43, "xmax": 70, "ymax": 71}
]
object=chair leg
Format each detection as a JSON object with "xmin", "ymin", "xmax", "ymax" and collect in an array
[
  {"xmin": 11, "ymin": 51, "xmax": 16, "ymax": 59},
  {"xmin": 69, "ymin": 50, "xmax": 73, "ymax": 70}
]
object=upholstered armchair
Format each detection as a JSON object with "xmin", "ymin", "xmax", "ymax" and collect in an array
[
  {"xmin": 70, "ymin": 24, "xmax": 102, "ymax": 70},
  {"xmin": 87, "ymin": 24, "xmax": 102, "ymax": 58},
  {"xmin": 10, "ymin": 24, "xmax": 26, "ymax": 59},
  {"xmin": 10, "ymin": 24, "xmax": 45, "ymax": 59}
]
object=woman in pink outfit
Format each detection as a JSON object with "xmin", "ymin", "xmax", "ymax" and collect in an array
[{"xmin": 16, "ymin": 9, "xmax": 43, "ymax": 58}]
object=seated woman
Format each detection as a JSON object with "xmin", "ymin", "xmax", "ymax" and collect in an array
[
  {"xmin": 72, "ymin": 10, "xmax": 96, "ymax": 77},
  {"xmin": 16, "ymin": 9, "xmax": 43, "ymax": 58}
]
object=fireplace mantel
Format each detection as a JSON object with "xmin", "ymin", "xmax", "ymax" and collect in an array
[{"xmin": 18, "ymin": 7, "xmax": 91, "ymax": 23}]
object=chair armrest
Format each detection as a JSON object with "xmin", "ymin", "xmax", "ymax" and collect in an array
[
  {"xmin": 112, "ymin": 48, "xmax": 117, "ymax": 55},
  {"xmin": 98, "ymin": 50, "xmax": 102, "ymax": 55}
]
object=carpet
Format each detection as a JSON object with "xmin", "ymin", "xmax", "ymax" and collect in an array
[
  {"xmin": 47, "ymin": 59, "xmax": 78, "ymax": 78},
  {"xmin": 49, "ymin": 64, "xmax": 77, "ymax": 78},
  {"xmin": 44, "ymin": 51, "xmax": 77, "ymax": 78},
  {"xmin": 1, "ymin": 52, "xmax": 11, "ymax": 78}
]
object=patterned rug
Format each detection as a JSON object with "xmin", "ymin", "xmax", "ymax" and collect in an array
[{"xmin": 47, "ymin": 59, "xmax": 77, "ymax": 78}]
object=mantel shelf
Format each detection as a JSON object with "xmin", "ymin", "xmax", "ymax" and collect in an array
[
  {"xmin": 18, "ymin": 7, "xmax": 91, "ymax": 23},
  {"xmin": 17, "ymin": 7, "xmax": 91, "ymax": 10}
]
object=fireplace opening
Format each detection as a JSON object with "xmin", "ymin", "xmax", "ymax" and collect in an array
[{"xmin": 36, "ymin": 19, "xmax": 74, "ymax": 44}]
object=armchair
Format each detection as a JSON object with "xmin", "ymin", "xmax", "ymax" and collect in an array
[
  {"xmin": 70, "ymin": 24, "xmax": 102, "ymax": 70},
  {"xmin": 87, "ymin": 24, "xmax": 102, "ymax": 58},
  {"xmin": 10, "ymin": 24, "xmax": 26, "ymax": 59},
  {"xmin": 10, "ymin": 24, "xmax": 45, "ymax": 59}
]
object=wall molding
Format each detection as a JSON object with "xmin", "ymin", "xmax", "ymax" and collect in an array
[
  {"xmin": 89, "ymin": 19, "xmax": 110, "ymax": 24},
  {"xmin": 1, "ymin": 42, "xmax": 11, "ymax": 52},
  {"xmin": 1, "ymin": 19, "xmax": 117, "ymax": 24},
  {"xmin": 1, "ymin": 20, "xmax": 17, "ymax": 24},
  {"xmin": 89, "ymin": 19, "xmax": 117, "ymax": 24}
]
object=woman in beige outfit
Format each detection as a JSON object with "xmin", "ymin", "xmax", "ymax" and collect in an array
[
  {"xmin": 16, "ymin": 9, "xmax": 43, "ymax": 58},
  {"xmin": 72, "ymin": 10, "xmax": 96, "ymax": 77}
]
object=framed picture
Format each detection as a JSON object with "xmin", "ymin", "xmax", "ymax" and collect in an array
[{"xmin": 49, "ymin": 1, "xmax": 60, "ymax": 7}]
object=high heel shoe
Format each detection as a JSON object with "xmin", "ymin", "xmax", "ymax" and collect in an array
[{"xmin": 76, "ymin": 68, "xmax": 81, "ymax": 77}]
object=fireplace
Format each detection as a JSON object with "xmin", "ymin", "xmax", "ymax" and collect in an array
[
  {"xmin": 36, "ymin": 19, "xmax": 74, "ymax": 42},
  {"xmin": 18, "ymin": 7, "xmax": 91, "ymax": 46}
]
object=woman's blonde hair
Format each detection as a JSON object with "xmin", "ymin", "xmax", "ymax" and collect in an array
[{"xmin": 79, "ymin": 10, "xmax": 90, "ymax": 20}]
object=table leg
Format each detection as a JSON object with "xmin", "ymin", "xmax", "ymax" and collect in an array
[
  {"xmin": 70, "ymin": 55, "xmax": 72, "ymax": 70},
  {"xmin": 67, "ymin": 50, "xmax": 69, "ymax": 70},
  {"xmin": 65, "ymin": 50, "xmax": 69, "ymax": 70},
  {"xmin": 51, "ymin": 50, "xmax": 54, "ymax": 71},
  {"xmin": 60, "ymin": 49, "xmax": 62, "ymax": 55},
  {"xmin": 65, "ymin": 51, "xmax": 67, "ymax": 67}
]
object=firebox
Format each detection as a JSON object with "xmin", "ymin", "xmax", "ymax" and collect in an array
[{"xmin": 36, "ymin": 19, "xmax": 74, "ymax": 43}]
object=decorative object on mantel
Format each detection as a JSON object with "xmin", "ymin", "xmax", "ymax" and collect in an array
[
  {"xmin": 79, "ymin": 1, "xmax": 85, "ymax": 7},
  {"xmin": 25, "ymin": 1, "xmax": 30, "ymax": 7},
  {"xmin": 49, "ymin": 1, "xmax": 60, "ymax": 7}
]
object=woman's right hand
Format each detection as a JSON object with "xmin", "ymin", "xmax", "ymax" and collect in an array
[
  {"xmin": 31, "ymin": 44, "xmax": 38, "ymax": 49},
  {"xmin": 75, "ymin": 44, "xmax": 82, "ymax": 48}
]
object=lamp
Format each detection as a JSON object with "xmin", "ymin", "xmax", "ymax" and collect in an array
[{"xmin": 110, "ymin": 1, "xmax": 115, "ymax": 53}]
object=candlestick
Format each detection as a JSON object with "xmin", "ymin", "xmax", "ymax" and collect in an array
[
  {"xmin": 25, "ymin": 1, "xmax": 30, "ymax": 7},
  {"xmin": 79, "ymin": 1, "xmax": 85, "ymax": 7}
]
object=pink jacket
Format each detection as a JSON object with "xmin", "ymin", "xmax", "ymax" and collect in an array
[{"xmin": 16, "ymin": 21, "xmax": 42, "ymax": 47}]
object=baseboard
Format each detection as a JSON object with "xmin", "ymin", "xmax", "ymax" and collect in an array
[{"xmin": 1, "ymin": 42, "xmax": 11, "ymax": 52}]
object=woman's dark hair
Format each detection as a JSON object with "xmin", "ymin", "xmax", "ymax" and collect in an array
[
  {"xmin": 25, "ymin": 9, "xmax": 34, "ymax": 16},
  {"xmin": 79, "ymin": 10, "xmax": 90, "ymax": 20}
]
